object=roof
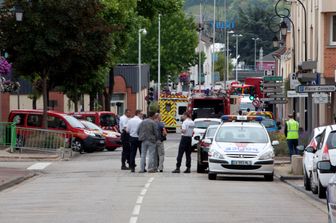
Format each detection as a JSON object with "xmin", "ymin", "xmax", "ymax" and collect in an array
[{"xmin": 194, "ymin": 118, "xmax": 221, "ymax": 122}]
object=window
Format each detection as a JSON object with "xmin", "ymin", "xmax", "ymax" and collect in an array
[
  {"xmin": 48, "ymin": 116, "xmax": 67, "ymax": 130},
  {"xmin": 13, "ymin": 114, "xmax": 25, "ymax": 126},
  {"xmin": 27, "ymin": 114, "xmax": 42, "ymax": 127},
  {"xmin": 331, "ymin": 14, "xmax": 336, "ymax": 45}
]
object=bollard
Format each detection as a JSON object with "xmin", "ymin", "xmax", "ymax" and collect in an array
[{"xmin": 291, "ymin": 155, "xmax": 303, "ymax": 175}]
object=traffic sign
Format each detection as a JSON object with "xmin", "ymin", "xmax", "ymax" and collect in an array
[
  {"xmin": 268, "ymin": 99, "xmax": 288, "ymax": 104},
  {"xmin": 260, "ymin": 98, "xmax": 274, "ymax": 102},
  {"xmin": 267, "ymin": 94, "xmax": 286, "ymax": 98},
  {"xmin": 296, "ymin": 85, "xmax": 336, "ymax": 93},
  {"xmin": 263, "ymin": 76, "xmax": 283, "ymax": 82},
  {"xmin": 263, "ymin": 82, "xmax": 283, "ymax": 87},
  {"xmin": 312, "ymin": 93, "xmax": 329, "ymax": 104},
  {"xmin": 263, "ymin": 88, "xmax": 283, "ymax": 93},
  {"xmin": 287, "ymin": 90, "xmax": 308, "ymax": 98}
]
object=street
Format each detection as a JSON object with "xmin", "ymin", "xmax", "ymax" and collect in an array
[{"xmin": 0, "ymin": 133, "xmax": 328, "ymax": 223}]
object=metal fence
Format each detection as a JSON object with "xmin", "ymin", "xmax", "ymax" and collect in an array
[
  {"xmin": 15, "ymin": 127, "xmax": 73, "ymax": 158},
  {"xmin": 0, "ymin": 122, "xmax": 16, "ymax": 150}
]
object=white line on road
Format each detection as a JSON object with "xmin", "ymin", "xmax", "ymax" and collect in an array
[
  {"xmin": 27, "ymin": 162, "xmax": 51, "ymax": 170},
  {"xmin": 136, "ymin": 196, "xmax": 143, "ymax": 204},
  {"xmin": 140, "ymin": 188, "xmax": 147, "ymax": 196},
  {"xmin": 129, "ymin": 177, "xmax": 155, "ymax": 223},
  {"xmin": 129, "ymin": 216, "xmax": 138, "ymax": 223},
  {"xmin": 132, "ymin": 205, "xmax": 141, "ymax": 215}
]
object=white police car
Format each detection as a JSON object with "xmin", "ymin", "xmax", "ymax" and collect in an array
[{"xmin": 208, "ymin": 115, "xmax": 279, "ymax": 181}]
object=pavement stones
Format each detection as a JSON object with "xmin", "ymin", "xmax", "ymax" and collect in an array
[{"xmin": 0, "ymin": 167, "xmax": 35, "ymax": 191}]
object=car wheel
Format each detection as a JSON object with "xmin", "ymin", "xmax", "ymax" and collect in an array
[
  {"xmin": 71, "ymin": 139, "xmax": 84, "ymax": 153},
  {"xmin": 208, "ymin": 172, "xmax": 217, "ymax": 180},
  {"xmin": 311, "ymin": 173, "xmax": 318, "ymax": 194},
  {"xmin": 264, "ymin": 173, "xmax": 274, "ymax": 181},
  {"xmin": 318, "ymin": 179, "xmax": 326, "ymax": 199},
  {"xmin": 197, "ymin": 163, "xmax": 206, "ymax": 173},
  {"xmin": 304, "ymin": 169, "xmax": 311, "ymax": 191}
]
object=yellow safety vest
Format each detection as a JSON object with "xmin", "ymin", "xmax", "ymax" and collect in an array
[{"xmin": 286, "ymin": 119, "xmax": 299, "ymax": 139}]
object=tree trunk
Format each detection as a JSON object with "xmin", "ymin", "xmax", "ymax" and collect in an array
[
  {"xmin": 32, "ymin": 96, "xmax": 37, "ymax": 109},
  {"xmin": 42, "ymin": 75, "xmax": 48, "ymax": 129},
  {"xmin": 89, "ymin": 93, "xmax": 95, "ymax": 111},
  {"xmin": 98, "ymin": 92, "xmax": 103, "ymax": 111},
  {"xmin": 103, "ymin": 89, "xmax": 110, "ymax": 111},
  {"xmin": 74, "ymin": 100, "xmax": 78, "ymax": 112}
]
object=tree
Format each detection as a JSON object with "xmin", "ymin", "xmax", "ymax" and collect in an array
[
  {"xmin": 0, "ymin": 0, "xmax": 114, "ymax": 127},
  {"xmin": 122, "ymin": 11, "xmax": 198, "ymax": 83},
  {"xmin": 214, "ymin": 52, "xmax": 234, "ymax": 81}
]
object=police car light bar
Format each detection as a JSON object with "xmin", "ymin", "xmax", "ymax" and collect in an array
[{"xmin": 221, "ymin": 115, "xmax": 263, "ymax": 122}]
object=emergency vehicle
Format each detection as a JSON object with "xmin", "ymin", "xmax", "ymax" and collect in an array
[
  {"xmin": 159, "ymin": 93, "xmax": 189, "ymax": 132},
  {"xmin": 228, "ymin": 84, "xmax": 256, "ymax": 114}
]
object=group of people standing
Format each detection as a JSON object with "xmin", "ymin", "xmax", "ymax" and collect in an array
[{"xmin": 119, "ymin": 109, "xmax": 167, "ymax": 173}]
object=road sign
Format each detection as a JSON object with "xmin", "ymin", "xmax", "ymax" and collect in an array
[
  {"xmin": 263, "ymin": 88, "xmax": 283, "ymax": 93},
  {"xmin": 296, "ymin": 85, "xmax": 336, "ymax": 93},
  {"xmin": 312, "ymin": 93, "xmax": 329, "ymax": 104},
  {"xmin": 268, "ymin": 99, "xmax": 288, "ymax": 104},
  {"xmin": 263, "ymin": 76, "xmax": 283, "ymax": 82},
  {"xmin": 263, "ymin": 82, "xmax": 283, "ymax": 87},
  {"xmin": 287, "ymin": 90, "xmax": 308, "ymax": 98},
  {"xmin": 260, "ymin": 98, "xmax": 274, "ymax": 102},
  {"xmin": 267, "ymin": 94, "xmax": 286, "ymax": 98}
]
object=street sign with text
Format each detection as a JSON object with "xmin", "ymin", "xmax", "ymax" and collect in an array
[
  {"xmin": 268, "ymin": 99, "xmax": 288, "ymax": 104},
  {"xmin": 296, "ymin": 85, "xmax": 336, "ymax": 93},
  {"xmin": 263, "ymin": 88, "xmax": 283, "ymax": 93},
  {"xmin": 267, "ymin": 94, "xmax": 286, "ymax": 98},
  {"xmin": 263, "ymin": 76, "xmax": 283, "ymax": 82},
  {"xmin": 287, "ymin": 90, "xmax": 308, "ymax": 98},
  {"xmin": 263, "ymin": 82, "xmax": 283, "ymax": 87}
]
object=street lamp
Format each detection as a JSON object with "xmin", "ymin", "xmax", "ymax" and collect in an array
[
  {"xmin": 158, "ymin": 14, "xmax": 161, "ymax": 102},
  {"xmin": 138, "ymin": 28, "xmax": 146, "ymax": 110},
  {"xmin": 252, "ymin": 37, "xmax": 260, "ymax": 71},
  {"xmin": 226, "ymin": 30, "xmax": 234, "ymax": 82},
  {"xmin": 232, "ymin": 34, "xmax": 242, "ymax": 82}
]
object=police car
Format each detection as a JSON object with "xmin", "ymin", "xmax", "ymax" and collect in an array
[{"xmin": 208, "ymin": 115, "xmax": 279, "ymax": 181}]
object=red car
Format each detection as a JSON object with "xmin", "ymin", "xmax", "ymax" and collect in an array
[{"xmin": 79, "ymin": 120, "xmax": 121, "ymax": 151}]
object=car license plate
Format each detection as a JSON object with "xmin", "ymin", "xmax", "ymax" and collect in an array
[
  {"xmin": 231, "ymin": 160, "xmax": 252, "ymax": 165},
  {"xmin": 100, "ymin": 140, "xmax": 105, "ymax": 144}
]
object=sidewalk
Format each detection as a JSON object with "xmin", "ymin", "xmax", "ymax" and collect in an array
[
  {"xmin": 0, "ymin": 167, "xmax": 35, "ymax": 191},
  {"xmin": 0, "ymin": 148, "xmax": 74, "ymax": 161}
]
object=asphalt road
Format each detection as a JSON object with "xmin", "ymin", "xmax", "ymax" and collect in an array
[{"xmin": 0, "ymin": 133, "xmax": 328, "ymax": 223}]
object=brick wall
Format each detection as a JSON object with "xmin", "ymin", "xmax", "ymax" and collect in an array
[{"xmin": 324, "ymin": 13, "xmax": 336, "ymax": 78}]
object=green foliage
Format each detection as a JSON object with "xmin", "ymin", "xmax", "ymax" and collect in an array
[
  {"xmin": 214, "ymin": 52, "xmax": 234, "ymax": 80},
  {"xmin": 148, "ymin": 101, "xmax": 159, "ymax": 113},
  {"xmin": 122, "ymin": 11, "xmax": 198, "ymax": 83},
  {"xmin": 269, "ymin": 131, "xmax": 289, "ymax": 157}
]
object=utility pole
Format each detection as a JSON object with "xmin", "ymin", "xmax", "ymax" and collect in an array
[
  {"xmin": 158, "ymin": 14, "xmax": 161, "ymax": 102},
  {"xmin": 252, "ymin": 37, "xmax": 260, "ymax": 71}
]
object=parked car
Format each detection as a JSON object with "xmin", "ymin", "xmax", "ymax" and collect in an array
[
  {"xmin": 8, "ymin": 109, "xmax": 105, "ymax": 153},
  {"xmin": 191, "ymin": 118, "xmax": 221, "ymax": 149},
  {"xmin": 311, "ymin": 125, "xmax": 336, "ymax": 198},
  {"xmin": 79, "ymin": 120, "xmax": 121, "ymax": 151},
  {"xmin": 316, "ymin": 161, "xmax": 336, "ymax": 222},
  {"xmin": 69, "ymin": 111, "xmax": 119, "ymax": 132},
  {"xmin": 301, "ymin": 126, "xmax": 326, "ymax": 191},
  {"xmin": 195, "ymin": 124, "xmax": 220, "ymax": 173},
  {"xmin": 208, "ymin": 115, "xmax": 279, "ymax": 181}
]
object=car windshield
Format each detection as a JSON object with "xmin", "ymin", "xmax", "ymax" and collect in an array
[
  {"xmin": 215, "ymin": 126, "xmax": 268, "ymax": 143},
  {"xmin": 261, "ymin": 118, "xmax": 276, "ymax": 128},
  {"xmin": 81, "ymin": 121, "xmax": 102, "ymax": 131},
  {"xmin": 195, "ymin": 120, "xmax": 221, "ymax": 129},
  {"xmin": 205, "ymin": 126, "xmax": 218, "ymax": 138},
  {"xmin": 64, "ymin": 115, "xmax": 86, "ymax": 129}
]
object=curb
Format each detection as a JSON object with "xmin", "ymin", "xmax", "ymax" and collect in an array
[
  {"xmin": 275, "ymin": 173, "xmax": 327, "ymax": 205},
  {"xmin": 0, "ymin": 172, "xmax": 36, "ymax": 192}
]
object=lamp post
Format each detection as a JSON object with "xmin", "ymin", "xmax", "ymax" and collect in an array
[
  {"xmin": 158, "ymin": 14, "xmax": 161, "ymax": 102},
  {"xmin": 226, "ymin": 30, "xmax": 234, "ymax": 82},
  {"xmin": 0, "ymin": 5, "xmax": 23, "ymax": 122},
  {"xmin": 138, "ymin": 28, "xmax": 147, "ymax": 110},
  {"xmin": 232, "ymin": 34, "xmax": 242, "ymax": 82},
  {"xmin": 252, "ymin": 37, "xmax": 260, "ymax": 71}
]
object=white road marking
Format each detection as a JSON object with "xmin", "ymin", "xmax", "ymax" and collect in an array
[
  {"xmin": 132, "ymin": 205, "xmax": 141, "ymax": 215},
  {"xmin": 136, "ymin": 196, "xmax": 143, "ymax": 204},
  {"xmin": 27, "ymin": 162, "xmax": 51, "ymax": 170},
  {"xmin": 129, "ymin": 216, "xmax": 138, "ymax": 223},
  {"xmin": 140, "ymin": 188, "xmax": 147, "ymax": 196},
  {"xmin": 129, "ymin": 177, "xmax": 155, "ymax": 223}
]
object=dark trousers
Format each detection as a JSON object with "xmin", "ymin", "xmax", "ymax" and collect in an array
[
  {"xmin": 121, "ymin": 131, "xmax": 130, "ymax": 166},
  {"xmin": 176, "ymin": 136, "xmax": 192, "ymax": 168},
  {"xmin": 130, "ymin": 136, "xmax": 141, "ymax": 169},
  {"xmin": 287, "ymin": 139, "xmax": 299, "ymax": 159}
]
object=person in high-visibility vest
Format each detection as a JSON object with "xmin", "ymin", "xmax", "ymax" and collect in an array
[{"xmin": 284, "ymin": 113, "xmax": 300, "ymax": 160}]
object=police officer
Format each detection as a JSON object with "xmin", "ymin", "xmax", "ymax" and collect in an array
[
  {"xmin": 284, "ymin": 113, "xmax": 300, "ymax": 160},
  {"xmin": 172, "ymin": 112, "xmax": 195, "ymax": 173}
]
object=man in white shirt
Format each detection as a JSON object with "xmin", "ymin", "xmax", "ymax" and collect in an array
[
  {"xmin": 119, "ymin": 109, "xmax": 132, "ymax": 170},
  {"xmin": 126, "ymin": 109, "xmax": 143, "ymax": 172},
  {"xmin": 172, "ymin": 112, "xmax": 195, "ymax": 173}
]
